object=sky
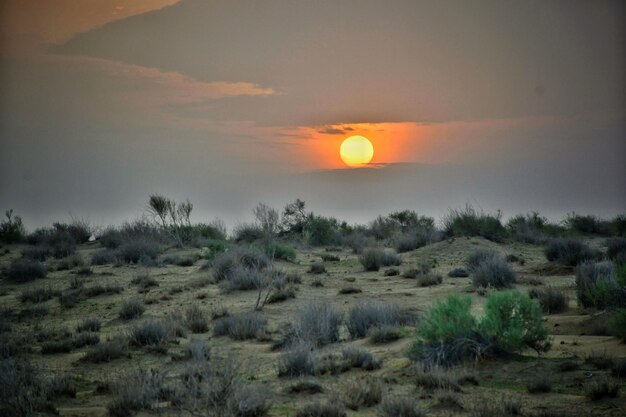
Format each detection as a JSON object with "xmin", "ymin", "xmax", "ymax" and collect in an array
[{"xmin": 1, "ymin": 0, "xmax": 624, "ymax": 230}]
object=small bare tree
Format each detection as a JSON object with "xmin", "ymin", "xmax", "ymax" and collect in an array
[
  {"xmin": 251, "ymin": 203, "xmax": 281, "ymax": 310},
  {"xmin": 147, "ymin": 194, "xmax": 194, "ymax": 246}
]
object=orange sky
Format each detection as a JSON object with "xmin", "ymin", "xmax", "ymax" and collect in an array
[{"xmin": 1, "ymin": 0, "xmax": 179, "ymax": 46}]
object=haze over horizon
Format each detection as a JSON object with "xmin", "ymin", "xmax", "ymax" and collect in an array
[{"xmin": 1, "ymin": 0, "xmax": 624, "ymax": 229}]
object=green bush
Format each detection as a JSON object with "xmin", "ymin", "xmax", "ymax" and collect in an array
[
  {"xmin": 442, "ymin": 205, "xmax": 506, "ymax": 242},
  {"xmin": 199, "ymin": 239, "xmax": 230, "ymax": 262},
  {"xmin": 416, "ymin": 294, "xmax": 476, "ymax": 343},
  {"xmin": 479, "ymin": 290, "xmax": 550, "ymax": 353},
  {"xmin": 264, "ymin": 242, "xmax": 296, "ymax": 262},
  {"xmin": 609, "ymin": 308, "xmax": 626, "ymax": 342},
  {"xmin": 409, "ymin": 291, "xmax": 549, "ymax": 365}
]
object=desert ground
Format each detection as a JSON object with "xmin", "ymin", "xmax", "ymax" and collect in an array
[{"xmin": 1, "ymin": 205, "xmax": 625, "ymax": 417}]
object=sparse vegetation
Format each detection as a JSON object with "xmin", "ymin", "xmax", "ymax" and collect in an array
[{"xmin": 2, "ymin": 204, "xmax": 623, "ymax": 416}]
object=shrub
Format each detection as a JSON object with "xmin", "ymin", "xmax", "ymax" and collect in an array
[
  {"xmin": 465, "ymin": 248, "xmax": 499, "ymax": 272},
  {"xmin": 472, "ymin": 254, "xmax": 516, "ymax": 289},
  {"xmin": 526, "ymin": 373, "xmax": 553, "ymax": 393},
  {"xmin": 21, "ymin": 245, "xmax": 53, "ymax": 261},
  {"xmin": 230, "ymin": 383, "xmax": 272, "ymax": 417},
  {"xmin": 91, "ymin": 249, "xmax": 117, "ymax": 265},
  {"xmin": 528, "ymin": 286, "xmax": 569, "ymax": 314},
  {"xmin": 609, "ymin": 308, "xmax": 626, "ymax": 342},
  {"xmin": 72, "ymin": 332, "xmax": 100, "ymax": 348},
  {"xmin": 417, "ymin": 295, "xmax": 476, "ymax": 342},
  {"xmin": 308, "ymin": 262, "xmax": 326, "ymax": 274},
  {"xmin": 161, "ymin": 254, "xmax": 196, "ymax": 266},
  {"xmin": 82, "ymin": 284, "xmax": 123, "ymax": 298},
  {"xmin": 199, "ymin": 239, "xmax": 230, "ymax": 262},
  {"xmin": 565, "ymin": 213, "xmax": 611, "ymax": 235},
  {"xmin": 607, "ymin": 238, "xmax": 626, "ymax": 261},
  {"xmin": 82, "ymin": 338, "xmax": 127, "ymax": 363},
  {"xmin": 576, "ymin": 261, "xmax": 625, "ymax": 309},
  {"xmin": 294, "ymin": 301, "xmax": 342, "ymax": 346},
  {"xmin": 395, "ymin": 232, "xmax": 430, "ymax": 253},
  {"xmin": 213, "ymin": 312, "xmax": 267, "ymax": 340},
  {"xmin": 413, "ymin": 365, "xmax": 462, "ymax": 392},
  {"xmin": 107, "ymin": 369, "xmax": 178, "ymax": 417},
  {"xmin": 115, "ymin": 239, "xmax": 161, "ymax": 264},
  {"xmin": 340, "ymin": 347, "xmax": 382, "ymax": 370},
  {"xmin": 342, "ymin": 377, "xmax": 382, "ymax": 410},
  {"xmin": 368, "ymin": 326, "xmax": 402, "ymax": 344},
  {"xmin": 20, "ymin": 286, "xmax": 60, "ymax": 303},
  {"xmin": 0, "ymin": 357, "xmax": 50, "ymax": 416},
  {"xmin": 287, "ymin": 379, "xmax": 324, "ymax": 394},
  {"xmin": 5, "ymin": 259, "xmax": 47, "ymax": 282},
  {"xmin": 384, "ymin": 267, "xmax": 399, "ymax": 276},
  {"xmin": 507, "ymin": 212, "xmax": 550, "ymax": 244},
  {"xmin": 278, "ymin": 342, "xmax": 318, "ymax": 377},
  {"xmin": 185, "ymin": 305, "xmax": 208, "ymax": 333},
  {"xmin": 128, "ymin": 319, "xmax": 171, "ymax": 349},
  {"xmin": 479, "ymin": 290, "xmax": 549, "ymax": 353},
  {"xmin": 55, "ymin": 254, "xmax": 84, "ymax": 271},
  {"xmin": 119, "ymin": 298, "xmax": 145, "ymax": 320},
  {"xmin": 132, "ymin": 273, "xmax": 159, "ymax": 293},
  {"xmin": 321, "ymin": 254, "xmax": 339, "ymax": 262},
  {"xmin": 295, "ymin": 402, "xmax": 346, "ymax": 417},
  {"xmin": 52, "ymin": 221, "xmax": 92, "ymax": 244},
  {"xmin": 266, "ymin": 280, "xmax": 296, "ymax": 304},
  {"xmin": 184, "ymin": 339, "xmax": 210, "ymax": 361},
  {"xmin": 76, "ymin": 318, "xmax": 101, "ymax": 333},
  {"xmin": 443, "ymin": 205, "xmax": 506, "ymax": 242},
  {"xmin": 359, "ymin": 248, "xmax": 401, "ymax": 271},
  {"xmin": 41, "ymin": 339, "xmax": 74, "ymax": 354},
  {"xmin": 306, "ymin": 215, "xmax": 339, "ymax": 246},
  {"xmin": 0, "ymin": 209, "xmax": 25, "ymax": 243},
  {"xmin": 213, "ymin": 246, "xmax": 269, "ymax": 282},
  {"xmin": 545, "ymin": 238, "xmax": 597, "ymax": 266},
  {"xmin": 265, "ymin": 242, "xmax": 296, "ymax": 262},
  {"xmin": 234, "ymin": 223, "xmax": 265, "ymax": 243},
  {"xmin": 379, "ymin": 396, "xmax": 424, "ymax": 417},
  {"xmin": 410, "ymin": 294, "xmax": 477, "ymax": 362},
  {"xmin": 584, "ymin": 376, "xmax": 620, "ymax": 400},
  {"xmin": 448, "ymin": 267, "xmax": 469, "ymax": 278},
  {"xmin": 338, "ymin": 286, "xmax": 361, "ymax": 294},
  {"xmin": 417, "ymin": 274, "xmax": 442, "ymax": 287},
  {"xmin": 347, "ymin": 301, "xmax": 413, "ymax": 339},
  {"xmin": 220, "ymin": 265, "xmax": 264, "ymax": 293}
]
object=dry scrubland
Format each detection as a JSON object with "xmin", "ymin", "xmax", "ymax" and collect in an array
[{"xmin": 1, "ymin": 199, "xmax": 625, "ymax": 417}]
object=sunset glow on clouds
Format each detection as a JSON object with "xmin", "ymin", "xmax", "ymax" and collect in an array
[{"xmin": 1, "ymin": 0, "xmax": 624, "ymax": 226}]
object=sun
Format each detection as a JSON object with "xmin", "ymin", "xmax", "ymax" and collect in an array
[{"xmin": 340, "ymin": 135, "xmax": 374, "ymax": 167}]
